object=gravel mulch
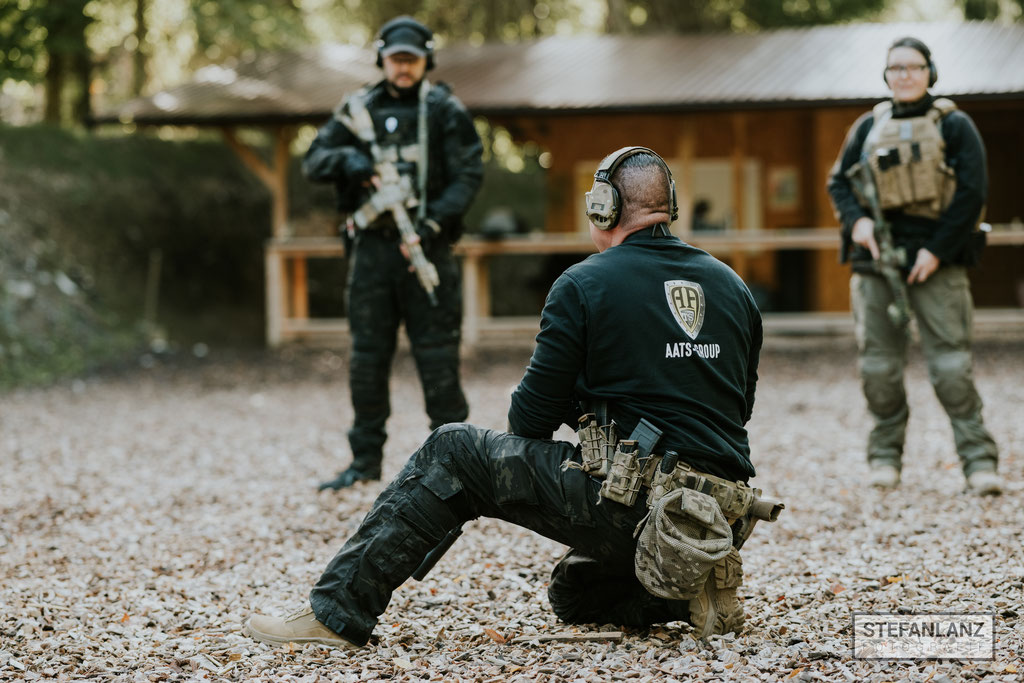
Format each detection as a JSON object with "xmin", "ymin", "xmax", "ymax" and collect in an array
[{"xmin": 2, "ymin": 336, "xmax": 1022, "ymax": 681}]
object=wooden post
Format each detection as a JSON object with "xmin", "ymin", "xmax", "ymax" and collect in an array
[
  {"xmin": 675, "ymin": 119, "xmax": 696, "ymax": 238},
  {"xmin": 221, "ymin": 125, "xmax": 301, "ymax": 344},
  {"xmin": 461, "ymin": 252, "xmax": 481, "ymax": 346},
  {"xmin": 730, "ymin": 112, "xmax": 750, "ymax": 280},
  {"xmin": 265, "ymin": 246, "xmax": 285, "ymax": 347},
  {"xmin": 289, "ymin": 256, "xmax": 308, "ymax": 320},
  {"xmin": 271, "ymin": 127, "xmax": 294, "ymax": 239}
]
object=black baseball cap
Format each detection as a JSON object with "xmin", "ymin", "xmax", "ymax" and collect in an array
[{"xmin": 380, "ymin": 25, "xmax": 430, "ymax": 58}]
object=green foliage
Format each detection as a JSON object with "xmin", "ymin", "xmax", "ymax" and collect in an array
[
  {"xmin": 956, "ymin": 0, "xmax": 1024, "ymax": 20},
  {"xmin": 14, "ymin": 0, "xmax": 979, "ymax": 128},
  {"xmin": 606, "ymin": 0, "xmax": 888, "ymax": 33},
  {"xmin": 334, "ymin": 0, "xmax": 577, "ymax": 44},
  {"xmin": 0, "ymin": 0, "xmax": 90, "ymax": 82},
  {"xmin": 0, "ymin": 123, "xmax": 275, "ymax": 387},
  {"xmin": 190, "ymin": 0, "xmax": 309, "ymax": 61},
  {"xmin": 738, "ymin": 0, "xmax": 889, "ymax": 28}
]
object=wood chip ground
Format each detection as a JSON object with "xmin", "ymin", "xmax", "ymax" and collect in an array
[{"xmin": 2, "ymin": 335, "xmax": 1022, "ymax": 681}]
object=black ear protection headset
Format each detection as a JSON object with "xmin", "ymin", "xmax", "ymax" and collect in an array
[
  {"xmin": 883, "ymin": 36, "xmax": 937, "ymax": 88},
  {"xmin": 375, "ymin": 16, "xmax": 435, "ymax": 70},
  {"xmin": 584, "ymin": 146, "xmax": 679, "ymax": 231}
]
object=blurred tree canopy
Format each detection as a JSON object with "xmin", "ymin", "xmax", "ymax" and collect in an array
[
  {"xmin": 3, "ymin": 0, "xmax": 1023, "ymax": 127},
  {"xmin": 604, "ymin": 0, "xmax": 890, "ymax": 32},
  {"xmin": 957, "ymin": 0, "xmax": 1024, "ymax": 19},
  {"xmin": 1, "ymin": 0, "xmax": 91, "ymax": 122}
]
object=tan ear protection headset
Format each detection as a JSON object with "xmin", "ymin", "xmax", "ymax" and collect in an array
[
  {"xmin": 884, "ymin": 36, "xmax": 937, "ymax": 88},
  {"xmin": 584, "ymin": 146, "xmax": 679, "ymax": 231}
]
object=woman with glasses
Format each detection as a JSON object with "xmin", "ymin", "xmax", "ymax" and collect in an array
[{"xmin": 826, "ymin": 36, "xmax": 1000, "ymax": 495}]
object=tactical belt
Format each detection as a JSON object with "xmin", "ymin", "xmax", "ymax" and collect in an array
[{"xmin": 573, "ymin": 414, "xmax": 783, "ymax": 547}]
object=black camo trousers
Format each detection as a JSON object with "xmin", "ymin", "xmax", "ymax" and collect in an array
[
  {"xmin": 345, "ymin": 231, "xmax": 468, "ymax": 476},
  {"xmin": 309, "ymin": 423, "xmax": 689, "ymax": 646}
]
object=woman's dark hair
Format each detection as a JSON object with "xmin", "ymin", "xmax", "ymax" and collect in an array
[{"xmin": 889, "ymin": 36, "xmax": 932, "ymax": 64}]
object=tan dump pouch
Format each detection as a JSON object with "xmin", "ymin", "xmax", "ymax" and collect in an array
[{"xmin": 634, "ymin": 487, "xmax": 733, "ymax": 600}]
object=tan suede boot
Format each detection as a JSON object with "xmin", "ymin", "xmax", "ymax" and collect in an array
[
  {"xmin": 244, "ymin": 606, "xmax": 358, "ymax": 648},
  {"xmin": 966, "ymin": 469, "xmax": 1002, "ymax": 496},
  {"xmin": 688, "ymin": 572, "xmax": 744, "ymax": 638},
  {"xmin": 868, "ymin": 464, "xmax": 901, "ymax": 489}
]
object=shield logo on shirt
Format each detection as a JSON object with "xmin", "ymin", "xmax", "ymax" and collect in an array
[
  {"xmin": 665, "ymin": 280, "xmax": 705, "ymax": 340},
  {"xmin": 385, "ymin": 116, "xmax": 399, "ymax": 133}
]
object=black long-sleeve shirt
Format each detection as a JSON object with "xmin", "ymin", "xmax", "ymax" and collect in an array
[
  {"xmin": 303, "ymin": 79, "xmax": 483, "ymax": 243},
  {"xmin": 827, "ymin": 94, "xmax": 987, "ymax": 270},
  {"xmin": 508, "ymin": 229, "xmax": 762, "ymax": 481}
]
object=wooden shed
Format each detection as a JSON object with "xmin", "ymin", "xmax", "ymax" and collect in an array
[{"xmin": 94, "ymin": 21, "xmax": 1024, "ymax": 345}]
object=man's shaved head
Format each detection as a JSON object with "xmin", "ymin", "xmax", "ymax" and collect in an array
[{"xmin": 609, "ymin": 153, "xmax": 671, "ymax": 232}]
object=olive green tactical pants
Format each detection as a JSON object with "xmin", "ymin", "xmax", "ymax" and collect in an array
[
  {"xmin": 850, "ymin": 266, "xmax": 998, "ymax": 476},
  {"xmin": 309, "ymin": 424, "xmax": 688, "ymax": 646}
]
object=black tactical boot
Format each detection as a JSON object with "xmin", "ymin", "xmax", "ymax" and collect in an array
[{"xmin": 318, "ymin": 465, "xmax": 381, "ymax": 491}]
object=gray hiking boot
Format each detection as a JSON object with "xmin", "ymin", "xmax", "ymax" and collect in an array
[
  {"xmin": 966, "ymin": 469, "xmax": 1002, "ymax": 496},
  {"xmin": 244, "ymin": 606, "xmax": 358, "ymax": 649},
  {"xmin": 868, "ymin": 464, "xmax": 901, "ymax": 489}
]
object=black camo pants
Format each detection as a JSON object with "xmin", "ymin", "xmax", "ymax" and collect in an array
[
  {"xmin": 309, "ymin": 423, "xmax": 689, "ymax": 645},
  {"xmin": 345, "ymin": 231, "xmax": 468, "ymax": 476}
]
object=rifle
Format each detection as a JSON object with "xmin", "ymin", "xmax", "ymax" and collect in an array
[
  {"xmin": 847, "ymin": 160, "xmax": 911, "ymax": 329},
  {"xmin": 350, "ymin": 156, "xmax": 440, "ymax": 306},
  {"xmin": 731, "ymin": 494, "xmax": 785, "ymax": 550}
]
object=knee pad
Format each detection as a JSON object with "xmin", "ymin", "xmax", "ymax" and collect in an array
[
  {"xmin": 859, "ymin": 355, "xmax": 904, "ymax": 414},
  {"xmin": 929, "ymin": 351, "xmax": 976, "ymax": 414},
  {"xmin": 410, "ymin": 424, "xmax": 475, "ymax": 485}
]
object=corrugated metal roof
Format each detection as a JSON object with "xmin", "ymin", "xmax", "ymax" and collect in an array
[{"xmin": 95, "ymin": 21, "xmax": 1024, "ymax": 125}]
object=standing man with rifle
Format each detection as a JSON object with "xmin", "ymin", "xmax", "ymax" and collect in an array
[
  {"xmin": 303, "ymin": 16, "xmax": 484, "ymax": 491},
  {"xmin": 827, "ymin": 36, "xmax": 1000, "ymax": 494},
  {"xmin": 244, "ymin": 148, "xmax": 783, "ymax": 649}
]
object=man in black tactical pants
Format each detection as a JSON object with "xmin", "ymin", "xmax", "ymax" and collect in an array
[
  {"xmin": 303, "ymin": 16, "xmax": 483, "ymax": 490},
  {"xmin": 245, "ymin": 148, "xmax": 765, "ymax": 647}
]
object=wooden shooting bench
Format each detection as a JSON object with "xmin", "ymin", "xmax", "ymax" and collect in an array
[
  {"xmin": 265, "ymin": 225, "xmax": 1024, "ymax": 347},
  {"xmin": 264, "ymin": 232, "xmax": 599, "ymax": 346}
]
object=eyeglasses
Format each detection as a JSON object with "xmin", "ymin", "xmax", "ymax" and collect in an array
[{"xmin": 885, "ymin": 64, "xmax": 928, "ymax": 77}]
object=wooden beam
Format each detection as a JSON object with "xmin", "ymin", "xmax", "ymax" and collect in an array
[
  {"xmin": 221, "ymin": 126, "xmax": 275, "ymax": 188},
  {"xmin": 511, "ymin": 631, "xmax": 624, "ymax": 644},
  {"xmin": 221, "ymin": 125, "xmax": 296, "ymax": 239}
]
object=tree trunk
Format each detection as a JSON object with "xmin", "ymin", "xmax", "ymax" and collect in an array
[
  {"xmin": 41, "ymin": 0, "xmax": 92, "ymax": 126},
  {"xmin": 604, "ymin": 0, "xmax": 630, "ymax": 33},
  {"xmin": 44, "ymin": 54, "xmax": 65, "ymax": 124},
  {"xmin": 960, "ymin": 0, "xmax": 1001, "ymax": 20},
  {"xmin": 73, "ymin": 46, "xmax": 92, "ymax": 124},
  {"xmin": 133, "ymin": 0, "xmax": 147, "ymax": 96}
]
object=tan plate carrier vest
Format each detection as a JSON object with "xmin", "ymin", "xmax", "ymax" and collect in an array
[{"xmin": 860, "ymin": 97, "xmax": 957, "ymax": 220}]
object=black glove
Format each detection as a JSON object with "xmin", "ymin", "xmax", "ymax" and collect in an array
[
  {"xmin": 338, "ymin": 148, "xmax": 374, "ymax": 184},
  {"xmin": 416, "ymin": 217, "xmax": 444, "ymax": 249}
]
